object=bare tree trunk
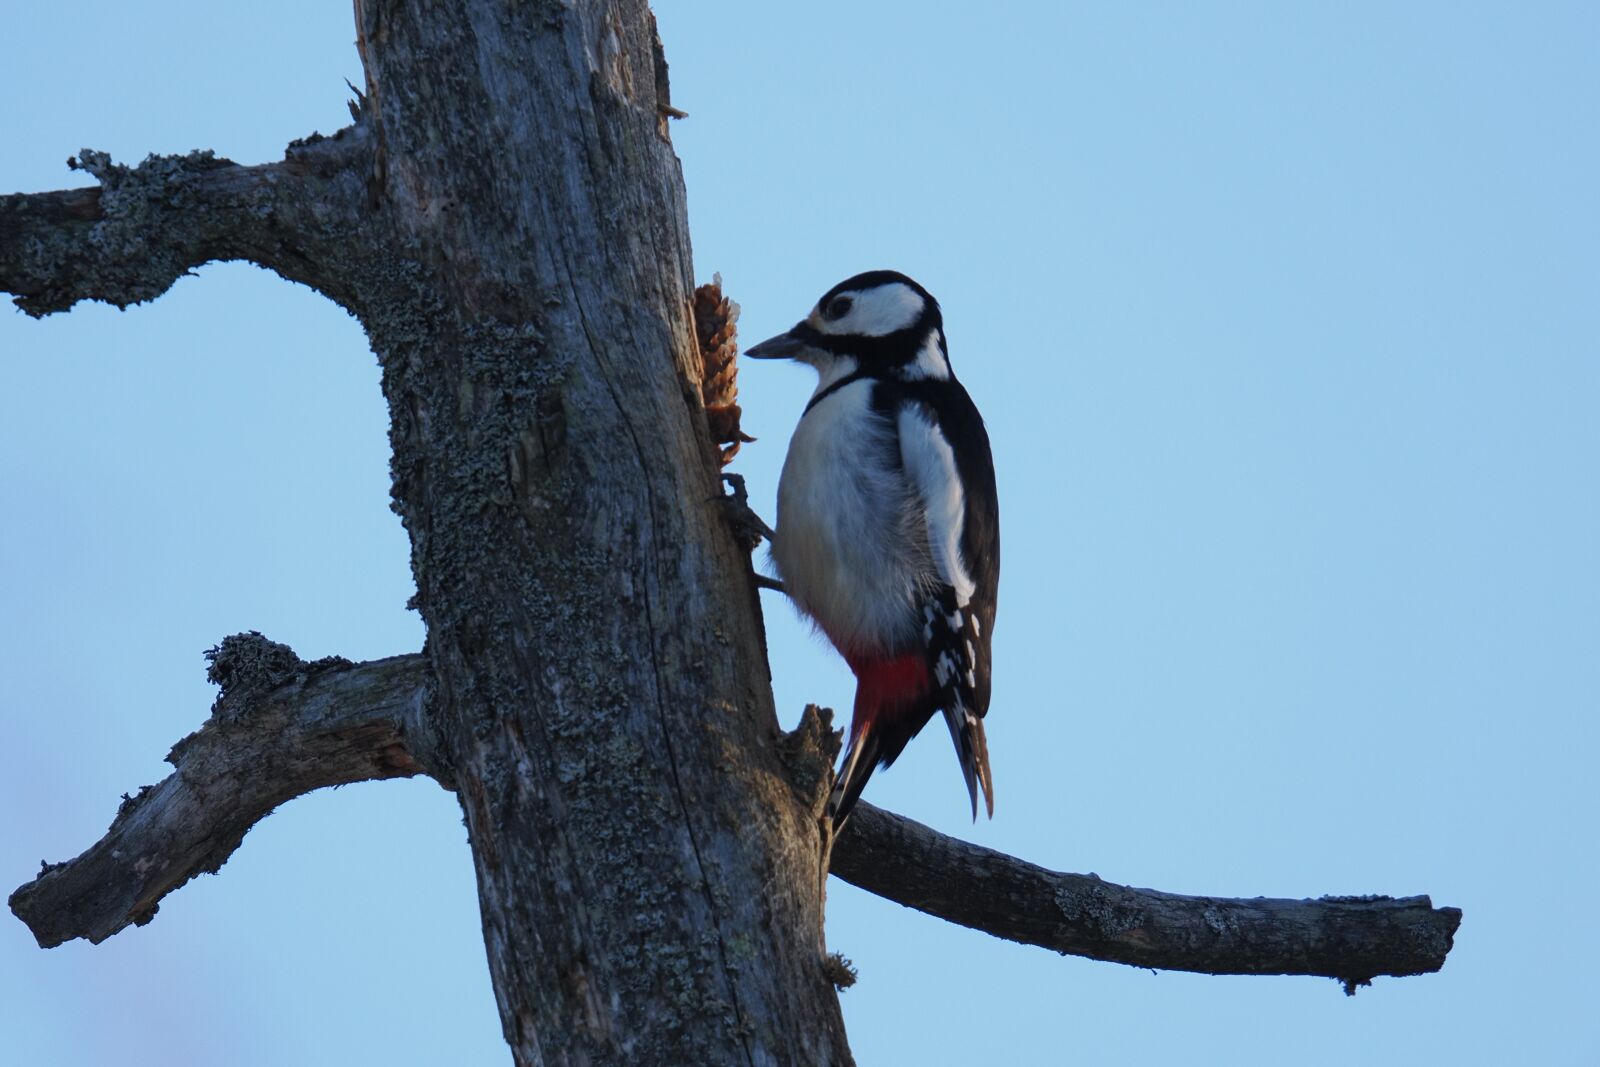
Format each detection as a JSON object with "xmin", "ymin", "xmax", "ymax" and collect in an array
[
  {"xmin": 1, "ymin": 2, "xmax": 1462, "ymax": 1064},
  {"xmin": 3, "ymin": 1, "xmax": 849, "ymax": 1062},
  {"xmin": 343, "ymin": 3, "xmax": 848, "ymax": 1062}
]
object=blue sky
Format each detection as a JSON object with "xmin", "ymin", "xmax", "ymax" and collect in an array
[{"xmin": 2, "ymin": 3, "xmax": 1596, "ymax": 1064}]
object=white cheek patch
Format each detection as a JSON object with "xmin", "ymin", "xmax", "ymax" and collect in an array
[
  {"xmin": 897, "ymin": 404, "xmax": 975, "ymax": 606},
  {"xmin": 838, "ymin": 282, "xmax": 925, "ymax": 337}
]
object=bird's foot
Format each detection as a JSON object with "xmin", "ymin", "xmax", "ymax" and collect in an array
[{"xmin": 715, "ymin": 473, "xmax": 777, "ymax": 551}]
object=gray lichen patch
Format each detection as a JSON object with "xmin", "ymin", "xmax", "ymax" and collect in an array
[
  {"xmin": 4, "ymin": 131, "xmax": 377, "ymax": 318},
  {"xmin": 776, "ymin": 704, "xmax": 840, "ymax": 812},
  {"xmin": 821, "ymin": 952, "xmax": 858, "ymax": 990},
  {"xmin": 115, "ymin": 784, "xmax": 156, "ymax": 819},
  {"xmin": 1055, "ymin": 882, "xmax": 1145, "ymax": 939},
  {"xmin": 1201, "ymin": 904, "xmax": 1239, "ymax": 938},
  {"xmin": 65, "ymin": 149, "xmax": 237, "ymax": 311},
  {"xmin": 205, "ymin": 631, "xmax": 303, "ymax": 711},
  {"xmin": 1318, "ymin": 893, "xmax": 1395, "ymax": 904}
]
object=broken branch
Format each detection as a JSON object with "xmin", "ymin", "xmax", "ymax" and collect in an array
[
  {"xmin": 9, "ymin": 635, "xmax": 439, "ymax": 948},
  {"xmin": 0, "ymin": 127, "xmax": 373, "ymax": 317},
  {"xmin": 12, "ymin": 652, "xmax": 1460, "ymax": 990},
  {"xmin": 831, "ymin": 802, "xmax": 1460, "ymax": 990}
]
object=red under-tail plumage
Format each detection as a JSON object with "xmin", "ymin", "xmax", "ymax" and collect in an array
[{"xmin": 828, "ymin": 652, "xmax": 938, "ymax": 826}]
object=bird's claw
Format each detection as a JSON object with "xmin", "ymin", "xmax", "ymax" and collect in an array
[{"xmin": 715, "ymin": 473, "xmax": 777, "ymax": 551}]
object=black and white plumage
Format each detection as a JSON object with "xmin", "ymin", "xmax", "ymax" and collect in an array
[{"xmin": 745, "ymin": 271, "xmax": 999, "ymax": 826}]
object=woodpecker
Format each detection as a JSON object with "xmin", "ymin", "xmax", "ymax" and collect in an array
[{"xmin": 745, "ymin": 271, "xmax": 999, "ymax": 826}]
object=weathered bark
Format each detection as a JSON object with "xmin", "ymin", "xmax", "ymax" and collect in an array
[
  {"xmin": 343, "ymin": 4, "xmax": 848, "ymax": 1063},
  {"xmin": 9, "ymin": 656, "xmax": 1459, "ymax": 991},
  {"xmin": 830, "ymin": 803, "xmax": 1461, "ymax": 993},
  {"xmin": 9, "ymin": 634, "xmax": 441, "ymax": 950},
  {"xmin": 6, "ymin": 3, "xmax": 850, "ymax": 1063},
  {"xmin": 1, "ymin": 1, "xmax": 1463, "ymax": 1063},
  {"xmin": 0, "ymin": 132, "xmax": 374, "ymax": 317}
]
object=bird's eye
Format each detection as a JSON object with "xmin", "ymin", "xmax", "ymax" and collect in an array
[{"xmin": 824, "ymin": 296, "xmax": 853, "ymax": 321}]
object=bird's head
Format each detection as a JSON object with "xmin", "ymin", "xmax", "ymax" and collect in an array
[{"xmin": 744, "ymin": 270, "xmax": 951, "ymax": 381}]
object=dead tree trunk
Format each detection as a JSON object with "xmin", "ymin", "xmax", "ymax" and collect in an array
[
  {"xmin": 6, "ymin": 2, "xmax": 850, "ymax": 1062},
  {"xmin": 330, "ymin": 3, "xmax": 850, "ymax": 1061},
  {"xmin": 1, "ymin": 2, "xmax": 1460, "ymax": 1064}
]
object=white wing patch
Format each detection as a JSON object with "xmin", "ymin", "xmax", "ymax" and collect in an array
[{"xmin": 897, "ymin": 404, "xmax": 975, "ymax": 606}]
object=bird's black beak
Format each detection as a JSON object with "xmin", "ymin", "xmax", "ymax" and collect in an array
[{"xmin": 744, "ymin": 324, "xmax": 820, "ymax": 361}]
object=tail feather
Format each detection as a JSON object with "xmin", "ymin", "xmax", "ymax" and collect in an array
[
  {"xmin": 942, "ymin": 704, "xmax": 995, "ymax": 820},
  {"xmin": 827, "ymin": 726, "xmax": 881, "ymax": 829}
]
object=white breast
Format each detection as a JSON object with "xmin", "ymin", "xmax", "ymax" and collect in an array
[{"xmin": 771, "ymin": 379, "xmax": 933, "ymax": 656}]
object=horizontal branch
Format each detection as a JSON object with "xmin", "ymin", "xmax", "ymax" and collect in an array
[
  {"xmin": 0, "ymin": 125, "xmax": 373, "ymax": 317},
  {"xmin": 13, "ymin": 656, "xmax": 1460, "ymax": 988},
  {"xmin": 830, "ymin": 802, "xmax": 1460, "ymax": 991},
  {"xmin": 9, "ymin": 636, "xmax": 441, "ymax": 948}
]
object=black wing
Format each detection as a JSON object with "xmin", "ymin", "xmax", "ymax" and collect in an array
[{"xmin": 895, "ymin": 383, "xmax": 1000, "ymax": 816}]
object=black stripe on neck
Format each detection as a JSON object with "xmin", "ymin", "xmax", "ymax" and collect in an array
[{"xmin": 803, "ymin": 368, "xmax": 872, "ymax": 415}]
